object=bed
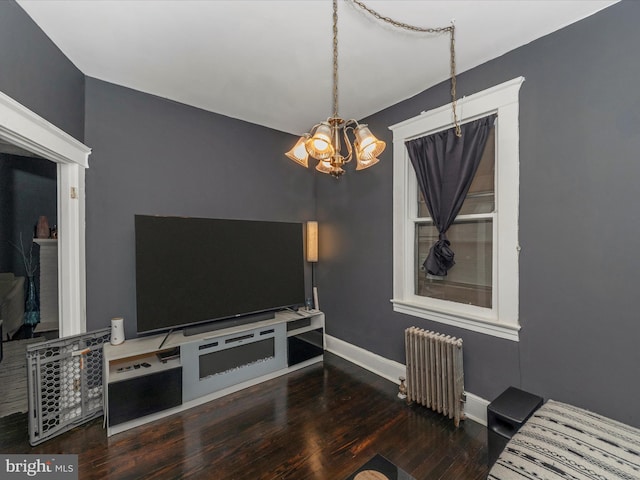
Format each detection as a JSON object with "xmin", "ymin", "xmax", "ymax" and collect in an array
[{"xmin": 488, "ymin": 399, "xmax": 640, "ymax": 480}]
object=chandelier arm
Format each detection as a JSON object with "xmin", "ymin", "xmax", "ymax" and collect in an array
[
  {"xmin": 343, "ymin": 125, "xmax": 353, "ymax": 163},
  {"xmin": 342, "ymin": 118, "xmax": 359, "ymax": 138},
  {"xmin": 348, "ymin": 0, "xmax": 462, "ymax": 137}
]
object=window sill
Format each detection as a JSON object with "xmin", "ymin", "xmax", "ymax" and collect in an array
[{"xmin": 391, "ymin": 299, "xmax": 520, "ymax": 342}]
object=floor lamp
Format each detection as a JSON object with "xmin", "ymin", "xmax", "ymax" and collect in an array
[{"xmin": 307, "ymin": 221, "xmax": 319, "ymax": 310}]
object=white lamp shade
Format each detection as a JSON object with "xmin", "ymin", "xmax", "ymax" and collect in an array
[
  {"xmin": 354, "ymin": 124, "xmax": 385, "ymax": 160},
  {"xmin": 315, "ymin": 160, "xmax": 333, "ymax": 174},
  {"xmin": 306, "ymin": 123, "xmax": 334, "ymax": 160},
  {"xmin": 285, "ymin": 135, "xmax": 310, "ymax": 167},
  {"xmin": 356, "ymin": 156, "xmax": 380, "ymax": 170},
  {"xmin": 307, "ymin": 221, "xmax": 318, "ymax": 262}
]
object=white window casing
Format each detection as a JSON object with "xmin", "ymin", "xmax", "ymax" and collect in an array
[{"xmin": 389, "ymin": 77, "xmax": 524, "ymax": 342}]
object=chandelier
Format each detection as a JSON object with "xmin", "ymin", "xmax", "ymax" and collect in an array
[
  {"xmin": 285, "ymin": 0, "xmax": 460, "ymax": 179},
  {"xmin": 285, "ymin": 0, "xmax": 385, "ymax": 179}
]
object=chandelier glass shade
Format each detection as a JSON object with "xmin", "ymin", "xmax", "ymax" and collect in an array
[
  {"xmin": 353, "ymin": 124, "xmax": 385, "ymax": 160},
  {"xmin": 305, "ymin": 123, "xmax": 334, "ymax": 160},
  {"xmin": 285, "ymin": 134, "xmax": 311, "ymax": 167}
]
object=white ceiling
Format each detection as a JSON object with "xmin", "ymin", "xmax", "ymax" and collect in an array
[{"xmin": 17, "ymin": 0, "xmax": 617, "ymax": 135}]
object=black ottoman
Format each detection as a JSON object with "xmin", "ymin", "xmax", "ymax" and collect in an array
[{"xmin": 487, "ymin": 386, "xmax": 543, "ymax": 467}]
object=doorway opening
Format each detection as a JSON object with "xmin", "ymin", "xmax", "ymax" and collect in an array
[
  {"xmin": 0, "ymin": 90, "xmax": 91, "ymax": 338},
  {"xmin": 1, "ymin": 148, "xmax": 59, "ymax": 340}
]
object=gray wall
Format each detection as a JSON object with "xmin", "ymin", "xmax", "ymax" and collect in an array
[
  {"xmin": 84, "ymin": 78, "xmax": 316, "ymax": 339},
  {"xmin": 0, "ymin": 1, "xmax": 85, "ymax": 141},
  {"xmin": 318, "ymin": 0, "xmax": 640, "ymax": 426},
  {"xmin": 0, "ymin": 0, "xmax": 79, "ymax": 309}
]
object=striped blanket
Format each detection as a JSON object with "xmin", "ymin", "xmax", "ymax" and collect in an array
[{"xmin": 488, "ymin": 400, "xmax": 640, "ymax": 480}]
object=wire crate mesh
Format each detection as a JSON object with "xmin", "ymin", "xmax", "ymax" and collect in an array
[{"xmin": 26, "ymin": 328, "xmax": 110, "ymax": 445}]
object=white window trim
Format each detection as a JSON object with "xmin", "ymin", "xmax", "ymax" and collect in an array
[
  {"xmin": 389, "ymin": 77, "xmax": 524, "ymax": 342},
  {"xmin": 0, "ymin": 89, "xmax": 91, "ymax": 337}
]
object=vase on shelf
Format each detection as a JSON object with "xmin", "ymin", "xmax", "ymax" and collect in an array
[
  {"xmin": 36, "ymin": 216, "xmax": 50, "ymax": 239},
  {"xmin": 24, "ymin": 275, "xmax": 40, "ymax": 335}
]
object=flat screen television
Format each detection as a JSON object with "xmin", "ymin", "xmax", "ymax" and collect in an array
[{"xmin": 134, "ymin": 215, "xmax": 306, "ymax": 335}]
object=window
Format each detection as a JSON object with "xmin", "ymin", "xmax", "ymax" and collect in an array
[
  {"xmin": 415, "ymin": 127, "xmax": 495, "ymax": 308},
  {"xmin": 390, "ymin": 78, "xmax": 523, "ymax": 341}
]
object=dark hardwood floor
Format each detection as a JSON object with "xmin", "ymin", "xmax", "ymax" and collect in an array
[{"xmin": 0, "ymin": 353, "xmax": 489, "ymax": 479}]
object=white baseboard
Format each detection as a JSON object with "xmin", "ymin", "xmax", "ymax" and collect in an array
[
  {"xmin": 325, "ymin": 334, "xmax": 488, "ymax": 426},
  {"xmin": 325, "ymin": 334, "xmax": 406, "ymax": 385}
]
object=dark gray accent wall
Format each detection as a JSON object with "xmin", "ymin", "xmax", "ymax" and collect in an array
[
  {"xmin": 318, "ymin": 0, "xmax": 640, "ymax": 426},
  {"xmin": 0, "ymin": 1, "xmax": 85, "ymax": 141},
  {"xmin": 0, "ymin": 0, "xmax": 81, "ymax": 291},
  {"xmin": 84, "ymin": 78, "xmax": 316, "ymax": 339}
]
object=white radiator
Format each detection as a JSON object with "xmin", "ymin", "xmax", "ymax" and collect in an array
[{"xmin": 405, "ymin": 326, "xmax": 465, "ymax": 427}]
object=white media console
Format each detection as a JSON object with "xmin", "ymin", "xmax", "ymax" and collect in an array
[{"xmin": 103, "ymin": 309, "xmax": 324, "ymax": 436}]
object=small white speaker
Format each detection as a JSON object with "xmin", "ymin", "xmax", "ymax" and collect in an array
[{"xmin": 110, "ymin": 317, "xmax": 125, "ymax": 345}]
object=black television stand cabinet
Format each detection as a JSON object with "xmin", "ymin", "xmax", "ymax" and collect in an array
[{"xmin": 103, "ymin": 309, "xmax": 324, "ymax": 436}]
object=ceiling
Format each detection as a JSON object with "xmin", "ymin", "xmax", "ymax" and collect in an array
[{"xmin": 16, "ymin": 0, "xmax": 617, "ymax": 135}]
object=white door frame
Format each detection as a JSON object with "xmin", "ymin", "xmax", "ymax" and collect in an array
[{"xmin": 0, "ymin": 90, "xmax": 91, "ymax": 337}]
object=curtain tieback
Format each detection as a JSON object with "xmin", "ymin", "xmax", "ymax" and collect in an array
[{"xmin": 424, "ymin": 234, "xmax": 456, "ymax": 277}]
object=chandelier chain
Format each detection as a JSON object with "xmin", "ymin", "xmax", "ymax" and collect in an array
[
  {"xmin": 350, "ymin": 0, "xmax": 452, "ymax": 34},
  {"xmin": 449, "ymin": 25, "xmax": 461, "ymax": 136},
  {"xmin": 349, "ymin": 0, "xmax": 462, "ymax": 136},
  {"xmin": 333, "ymin": 0, "xmax": 339, "ymax": 118}
]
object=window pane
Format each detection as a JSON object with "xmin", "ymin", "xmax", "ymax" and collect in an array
[
  {"xmin": 417, "ymin": 128, "xmax": 495, "ymax": 217},
  {"xmin": 460, "ymin": 128, "xmax": 495, "ymax": 215},
  {"xmin": 415, "ymin": 219, "xmax": 493, "ymax": 308}
]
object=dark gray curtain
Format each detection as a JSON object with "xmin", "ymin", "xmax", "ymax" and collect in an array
[{"xmin": 405, "ymin": 114, "xmax": 496, "ymax": 276}]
